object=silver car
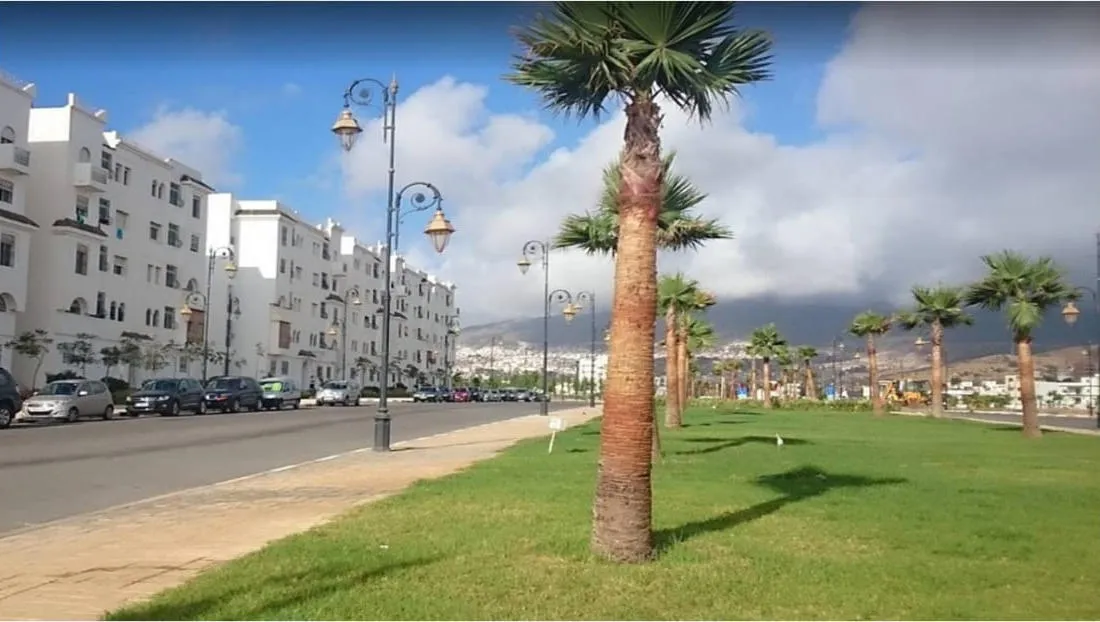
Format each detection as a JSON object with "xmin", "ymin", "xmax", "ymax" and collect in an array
[
  {"xmin": 19, "ymin": 379, "xmax": 115, "ymax": 423},
  {"xmin": 316, "ymin": 380, "xmax": 361, "ymax": 406}
]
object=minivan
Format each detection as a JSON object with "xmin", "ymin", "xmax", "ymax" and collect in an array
[{"xmin": 259, "ymin": 376, "xmax": 302, "ymax": 410}]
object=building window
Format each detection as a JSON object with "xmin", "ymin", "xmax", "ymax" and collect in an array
[
  {"xmin": 278, "ymin": 321, "xmax": 291, "ymax": 349},
  {"xmin": 76, "ymin": 196, "xmax": 90, "ymax": 223},
  {"xmin": 0, "ymin": 179, "xmax": 12, "ymax": 204},
  {"xmin": 0, "ymin": 233, "xmax": 14, "ymax": 267},
  {"xmin": 113, "ymin": 255, "xmax": 127, "ymax": 276},
  {"xmin": 166, "ymin": 264, "xmax": 178, "ymax": 289},
  {"xmin": 118, "ymin": 303, "xmax": 126, "ymax": 322},
  {"xmin": 167, "ymin": 223, "xmax": 180, "ymax": 247},
  {"xmin": 109, "ymin": 301, "xmax": 117, "ymax": 320},
  {"xmin": 152, "ymin": 309, "xmax": 160, "ymax": 326},
  {"xmin": 169, "ymin": 182, "xmax": 181, "ymax": 207},
  {"xmin": 95, "ymin": 291, "xmax": 106, "ymax": 317},
  {"xmin": 279, "ymin": 258, "xmax": 286, "ymax": 274},
  {"xmin": 190, "ymin": 234, "xmax": 200, "ymax": 252},
  {"xmin": 163, "ymin": 306, "xmax": 175, "ymax": 329},
  {"xmin": 114, "ymin": 163, "xmax": 122, "ymax": 182},
  {"xmin": 123, "ymin": 167, "xmax": 131, "ymax": 185},
  {"xmin": 157, "ymin": 183, "xmax": 165, "ymax": 199},
  {"xmin": 98, "ymin": 245, "xmax": 109, "ymax": 272},
  {"xmin": 191, "ymin": 194, "xmax": 202, "ymax": 219},
  {"xmin": 75, "ymin": 244, "xmax": 89, "ymax": 275},
  {"xmin": 281, "ymin": 226, "xmax": 288, "ymax": 246},
  {"xmin": 98, "ymin": 198, "xmax": 111, "ymax": 225},
  {"xmin": 151, "ymin": 179, "xmax": 158, "ymax": 197},
  {"xmin": 149, "ymin": 222, "xmax": 161, "ymax": 242},
  {"xmin": 100, "ymin": 150, "xmax": 112, "ymax": 172},
  {"xmin": 0, "ymin": 126, "xmax": 13, "ymax": 144}
]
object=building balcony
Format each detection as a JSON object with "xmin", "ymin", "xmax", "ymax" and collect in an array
[
  {"xmin": 0, "ymin": 144, "xmax": 31, "ymax": 175},
  {"xmin": 73, "ymin": 162, "xmax": 109, "ymax": 192}
]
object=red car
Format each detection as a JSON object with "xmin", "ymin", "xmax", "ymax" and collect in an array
[{"xmin": 451, "ymin": 387, "xmax": 471, "ymax": 402}]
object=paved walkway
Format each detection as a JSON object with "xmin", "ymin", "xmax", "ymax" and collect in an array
[{"xmin": 0, "ymin": 406, "xmax": 601, "ymax": 621}]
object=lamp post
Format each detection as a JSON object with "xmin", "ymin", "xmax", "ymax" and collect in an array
[
  {"xmin": 487, "ymin": 335, "xmax": 499, "ymax": 388},
  {"xmin": 332, "ymin": 76, "xmax": 456, "ymax": 452},
  {"xmin": 443, "ymin": 316, "xmax": 460, "ymax": 392},
  {"xmin": 830, "ymin": 337, "xmax": 845, "ymax": 399},
  {"xmin": 1061, "ymin": 285, "xmax": 1099, "ymax": 426},
  {"xmin": 333, "ymin": 286, "xmax": 361, "ymax": 380},
  {"xmin": 221, "ymin": 290, "xmax": 241, "ymax": 376},
  {"xmin": 518, "ymin": 240, "xmax": 553, "ymax": 414},
  {"xmin": 179, "ymin": 246, "xmax": 236, "ymax": 382},
  {"xmin": 570, "ymin": 291, "xmax": 597, "ymax": 407}
]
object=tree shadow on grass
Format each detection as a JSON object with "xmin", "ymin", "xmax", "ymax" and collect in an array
[
  {"xmin": 675, "ymin": 435, "xmax": 812, "ymax": 455},
  {"xmin": 654, "ymin": 466, "xmax": 906, "ymax": 554},
  {"xmin": 112, "ymin": 556, "xmax": 441, "ymax": 621}
]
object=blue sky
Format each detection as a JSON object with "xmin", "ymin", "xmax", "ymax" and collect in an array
[{"xmin": 0, "ymin": 1, "xmax": 856, "ymax": 243}]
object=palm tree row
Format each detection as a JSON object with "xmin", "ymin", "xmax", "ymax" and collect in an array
[{"xmin": 847, "ymin": 251, "xmax": 1078, "ymax": 438}]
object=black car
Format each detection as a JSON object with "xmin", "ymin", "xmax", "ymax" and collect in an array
[
  {"xmin": 0, "ymin": 366, "xmax": 23, "ymax": 429},
  {"xmin": 204, "ymin": 376, "xmax": 263, "ymax": 413},
  {"xmin": 126, "ymin": 377, "xmax": 206, "ymax": 416}
]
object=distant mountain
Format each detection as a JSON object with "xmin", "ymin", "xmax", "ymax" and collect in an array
[{"xmin": 459, "ymin": 295, "xmax": 1098, "ymax": 362}]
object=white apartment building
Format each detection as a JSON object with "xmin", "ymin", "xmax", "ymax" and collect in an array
[
  {"xmin": 8, "ymin": 91, "xmax": 213, "ymax": 387},
  {"xmin": 0, "ymin": 73, "xmax": 36, "ymax": 370},
  {"xmin": 206, "ymin": 193, "xmax": 458, "ymax": 390}
]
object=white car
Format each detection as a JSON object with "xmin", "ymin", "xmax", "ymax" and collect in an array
[{"xmin": 316, "ymin": 380, "xmax": 361, "ymax": 406}]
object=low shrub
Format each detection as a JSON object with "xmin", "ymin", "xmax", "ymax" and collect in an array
[
  {"xmin": 45, "ymin": 370, "xmax": 83, "ymax": 383},
  {"xmin": 713, "ymin": 398, "xmax": 874, "ymax": 413}
]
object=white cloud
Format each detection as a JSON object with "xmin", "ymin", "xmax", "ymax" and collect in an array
[
  {"xmin": 129, "ymin": 106, "xmax": 245, "ymax": 187},
  {"xmin": 334, "ymin": 4, "xmax": 1100, "ymax": 325}
]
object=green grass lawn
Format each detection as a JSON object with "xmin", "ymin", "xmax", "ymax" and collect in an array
[{"xmin": 108, "ymin": 407, "xmax": 1100, "ymax": 621}]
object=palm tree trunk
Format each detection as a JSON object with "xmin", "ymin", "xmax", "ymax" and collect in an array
[
  {"xmin": 762, "ymin": 359, "xmax": 773, "ymax": 407},
  {"xmin": 591, "ymin": 97, "xmax": 659, "ymax": 564},
  {"xmin": 805, "ymin": 364, "xmax": 816, "ymax": 399},
  {"xmin": 651, "ymin": 407, "xmax": 663, "ymax": 464},
  {"xmin": 719, "ymin": 374, "xmax": 726, "ymax": 400},
  {"xmin": 677, "ymin": 331, "xmax": 688, "ymax": 411},
  {"xmin": 1016, "ymin": 337, "xmax": 1041, "ymax": 438},
  {"xmin": 663, "ymin": 308, "xmax": 679, "ymax": 428},
  {"xmin": 750, "ymin": 360, "xmax": 758, "ymax": 399},
  {"xmin": 869, "ymin": 336, "xmax": 884, "ymax": 416},
  {"xmin": 930, "ymin": 321, "xmax": 945, "ymax": 418}
]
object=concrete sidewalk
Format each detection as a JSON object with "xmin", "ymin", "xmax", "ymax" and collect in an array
[{"xmin": 0, "ymin": 406, "xmax": 602, "ymax": 621}]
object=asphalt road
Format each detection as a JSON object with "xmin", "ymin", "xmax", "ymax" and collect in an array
[
  {"xmin": 0, "ymin": 401, "xmax": 583, "ymax": 535},
  {"xmin": 953, "ymin": 412, "xmax": 1100, "ymax": 432}
]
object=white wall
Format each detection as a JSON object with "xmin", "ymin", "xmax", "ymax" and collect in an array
[{"xmin": 0, "ymin": 73, "xmax": 36, "ymax": 371}]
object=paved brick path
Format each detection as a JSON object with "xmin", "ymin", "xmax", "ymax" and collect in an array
[{"xmin": 0, "ymin": 406, "xmax": 601, "ymax": 620}]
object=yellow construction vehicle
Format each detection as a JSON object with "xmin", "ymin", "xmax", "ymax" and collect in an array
[{"xmin": 880, "ymin": 379, "xmax": 931, "ymax": 407}]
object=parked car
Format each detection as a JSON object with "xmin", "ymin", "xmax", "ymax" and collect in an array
[
  {"xmin": 451, "ymin": 387, "xmax": 471, "ymax": 403},
  {"xmin": 316, "ymin": 380, "xmax": 362, "ymax": 406},
  {"xmin": 18, "ymin": 379, "xmax": 114, "ymax": 424},
  {"xmin": 468, "ymin": 387, "xmax": 483, "ymax": 402},
  {"xmin": 259, "ymin": 376, "xmax": 302, "ymax": 410},
  {"xmin": 204, "ymin": 376, "xmax": 263, "ymax": 413},
  {"xmin": 482, "ymin": 389, "xmax": 502, "ymax": 402},
  {"xmin": 0, "ymin": 366, "xmax": 22, "ymax": 429},
  {"xmin": 126, "ymin": 377, "xmax": 206, "ymax": 416},
  {"xmin": 412, "ymin": 387, "xmax": 442, "ymax": 403},
  {"xmin": 500, "ymin": 388, "xmax": 519, "ymax": 402},
  {"xmin": 529, "ymin": 390, "xmax": 551, "ymax": 402},
  {"xmin": 515, "ymin": 389, "xmax": 533, "ymax": 402}
]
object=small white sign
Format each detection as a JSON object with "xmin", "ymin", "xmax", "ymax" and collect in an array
[{"xmin": 548, "ymin": 416, "xmax": 567, "ymax": 431}]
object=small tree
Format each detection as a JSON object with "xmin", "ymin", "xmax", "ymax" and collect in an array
[
  {"xmin": 100, "ymin": 346, "xmax": 123, "ymax": 380},
  {"xmin": 5, "ymin": 329, "xmax": 53, "ymax": 389},
  {"xmin": 142, "ymin": 342, "xmax": 170, "ymax": 376},
  {"xmin": 57, "ymin": 332, "xmax": 98, "ymax": 376},
  {"xmin": 118, "ymin": 336, "xmax": 145, "ymax": 384}
]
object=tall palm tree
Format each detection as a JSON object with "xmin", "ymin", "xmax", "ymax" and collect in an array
[
  {"xmin": 964, "ymin": 251, "xmax": 1078, "ymax": 438},
  {"xmin": 555, "ymin": 153, "xmax": 731, "ymax": 254},
  {"xmin": 677, "ymin": 289, "xmax": 716, "ymax": 414},
  {"xmin": 746, "ymin": 351, "xmax": 759, "ymax": 399},
  {"xmin": 509, "ymin": 1, "xmax": 772, "ymax": 562},
  {"xmin": 657, "ymin": 273, "xmax": 700, "ymax": 428},
  {"xmin": 748, "ymin": 324, "xmax": 786, "ymax": 407},
  {"xmin": 849, "ymin": 311, "xmax": 892, "ymax": 417},
  {"xmin": 797, "ymin": 346, "xmax": 819, "ymax": 399},
  {"xmin": 728, "ymin": 359, "xmax": 744, "ymax": 398},
  {"xmin": 682, "ymin": 316, "xmax": 716, "ymax": 403},
  {"xmin": 895, "ymin": 285, "xmax": 973, "ymax": 419},
  {"xmin": 774, "ymin": 345, "xmax": 795, "ymax": 400}
]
